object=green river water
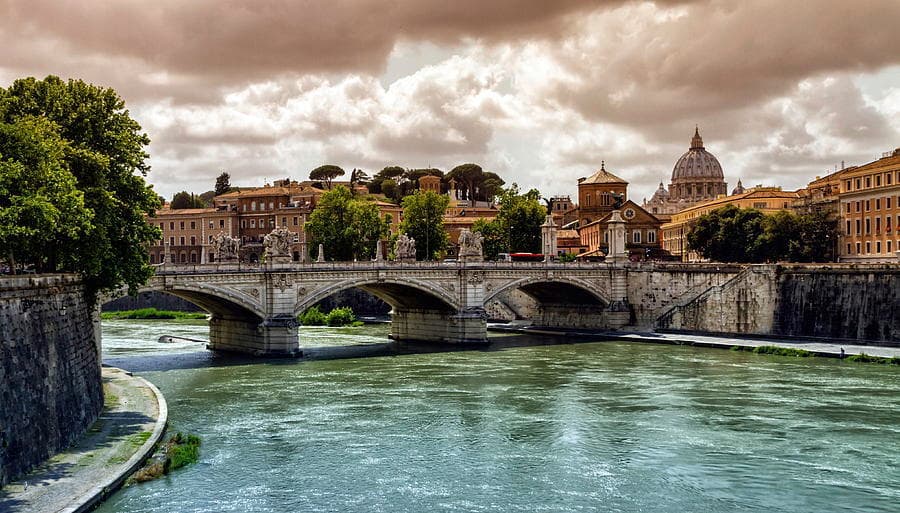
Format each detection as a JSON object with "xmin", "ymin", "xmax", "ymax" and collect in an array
[{"xmin": 95, "ymin": 320, "xmax": 899, "ymax": 513}]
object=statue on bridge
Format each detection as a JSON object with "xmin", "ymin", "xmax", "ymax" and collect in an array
[
  {"xmin": 212, "ymin": 232, "xmax": 240, "ymax": 262},
  {"xmin": 458, "ymin": 228, "xmax": 483, "ymax": 262},
  {"xmin": 264, "ymin": 227, "xmax": 293, "ymax": 260},
  {"xmin": 395, "ymin": 233, "xmax": 416, "ymax": 262}
]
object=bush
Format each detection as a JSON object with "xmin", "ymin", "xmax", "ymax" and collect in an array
[
  {"xmin": 846, "ymin": 353, "xmax": 900, "ymax": 365},
  {"xmin": 101, "ymin": 308, "xmax": 207, "ymax": 320},
  {"xmin": 299, "ymin": 306, "xmax": 327, "ymax": 326},
  {"xmin": 752, "ymin": 345, "xmax": 812, "ymax": 357},
  {"xmin": 326, "ymin": 306, "xmax": 356, "ymax": 326}
]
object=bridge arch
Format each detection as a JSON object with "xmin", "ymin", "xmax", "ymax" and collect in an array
[
  {"xmin": 137, "ymin": 282, "xmax": 266, "ymax": 321},
  {"xmin": 483, "ymin": 276, "xmax": 610, "ymax": 307},
  {"xmin": 294, "ymin": 277, "xmax": 459, "ymax": 316}
]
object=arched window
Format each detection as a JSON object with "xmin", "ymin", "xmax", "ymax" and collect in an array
[
  {"xmin": 179, "ymin": 251, "xmax": 187, "ymax": 263},
  {"xmin": 190, "ymin": 251, "xmax": 198, "ymax": 263}
]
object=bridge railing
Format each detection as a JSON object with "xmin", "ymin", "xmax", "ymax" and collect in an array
[{"xmin": 151, "ymin": 259, "xmax": 626, "ymax": 274}]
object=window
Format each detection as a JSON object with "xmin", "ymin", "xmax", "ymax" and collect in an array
[
  {"xmin": 252, "ymin": 201, "xmax": 257, "ymax": 211},
  {"xmin": 856, "ymin": 201, "xmax": 861, "ymax": 213},
  {"xmin": 220, "ymin": 219, "xmax": 225, "ymax": 228},
  {"xmin": 159, "ymin": 222, "xmax": 164, "ymax": 230},
  {"xmin": 866, "ymin": 200, "xmax": 871, "ymax": 211},
  {"xmin": 209, "ymin": 235, "xmax": 213, "ymax": 243},
  {"xmin": 888, "ymin": 197, "xmax": 893, "ymax": 209},
  {"xmin": 282, "ymin": 217, "xmax": 287, "ymax": 227},
  {"xmin": 846, "ymin": 220, "xmax": 851, "ymax": 235},
  {"xmin": 876, "ymin": 217, "xmax": 881, "ymax": 233},
  {"xmin": 180, "ymin": 236, "xmax": 185, "ymax": 245},
  {"xmin": 855, "ymin": 179, "xmax": 861, "ymax": 189},
  {"xmin": 180, "ymin": 252, "xmax": 187, "ymax": 263},
  {"xmin": 209, "ymin": 221, "xmax": 213, "ymax": 229},
  {"xmin": 180, "ymin": 221, "xmax": 185, "ymax": 230},
  {"xmin": 169, "ymin": 222, "xmax": 175, "ymax": 230},
  {"xmin": 856, "ymin": 219, "xmax": 861, "ymax": 235},
  {"xmin": 753, "ymin": 202, "xmax": 767, "ymax": 209},
  {"xmin": 876, "ymin": 241, "xmax": 882, "ymax": 253},
  {"xmin": 876, "ymin": 175, "xmax": 882, "ymax": 186},
  {"xmin": 240, "ymin": 219, "xmax": 246, "ymax": 229},
  {"xmin": 847, "ymin": 243, "xmax": 852, "ymax": 254},
  {"xmin": 865, "ymin": 218, "xmax": 871, "ymax": 235},
  {"xmin": 169, "ymin": 236, "xmax": 175, "ymax": 245},
  {"xmin": 190, "ymin": 236, "xmax": 196, "ymax": 245},
  {"xmin": 865, "ymin": 242, "xmax": 871, "ymax": 253},
  {"xmin": 876, "ymin": 199, "xmax": 881, "ymax": 210},
  {"xmin": 845, "ymin": 180, "xmax": 852, "ymax": 191},
  {"xmin": 866, "ymin": 176, "xmax": 871, "ymax": 188},
  {"xmin": 242, "ymin": 204, "xmax": 247, "ymax": 212},
  {"xmin": 633, "ymin": 231, "xmax": 641, "ymax": 243},
  {"xmin": 887, "ymin": 216, "xmax": 893, "ymax": 232},
  {"xmin": 845, "ymin": 203, "xmax": 850, "ymax": 213},
  {"xmin": 648, "ymin": 230, "xmax": 656, "ymax": 243},
  {"xmin": 190, "ymin": 252, "xmax": 198, "ymax": 263},
  {"xmin": 250, "ymin": 219, "xmax": 256, "ymax": 228},
  {"xmin": 269, "ymin": 202, "xmax": 274, "ymax": 210},
  {"xmin": 293, "ymin": 217, "xmax": 298, "ymax": 226},
  {"xmin": 189, "ymin": 221, "xmax": 195, "ymax": 229},
  {"xmin": 889, "ymin": 240, "xmax": 893, "ymax": 253}
]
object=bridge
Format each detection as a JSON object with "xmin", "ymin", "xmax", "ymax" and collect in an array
[{"xmin": 143, "ymin": 260, "xmax": 631, "ymax": 356}]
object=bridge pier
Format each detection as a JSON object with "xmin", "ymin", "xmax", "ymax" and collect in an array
[
  {"xmin": 208, "ymin": 314, "xmax": 300, "ymax": 357},
  {"xmin": 390, "ymin": 307, "xmax": 488, "ymax": 344}
]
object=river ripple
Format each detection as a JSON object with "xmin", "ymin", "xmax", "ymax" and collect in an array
[{"xmin": 97, "ymin": 320, "xmax": 900, "ymax": 513}]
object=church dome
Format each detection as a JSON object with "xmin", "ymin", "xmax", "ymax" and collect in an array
[
  {"xmin": 671, "ymin": 127, "xmax": 724, "ymax": 181},
  {"xmin": 650, "ymin": 182, "xmax": 669, "ymax": 201}
]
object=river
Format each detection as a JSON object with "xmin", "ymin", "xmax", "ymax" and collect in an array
[{"xmin": 96, "ymin": 319, "xmax": 900, "ymax": 513}]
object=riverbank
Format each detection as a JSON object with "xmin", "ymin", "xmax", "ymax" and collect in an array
[
  {"xmin": 0, "ymin": 367, "xmax": 167, "ymax": 513},
  {"xmin": 488, "ymin": 325, "xmax": 900, "ymax": 360}
]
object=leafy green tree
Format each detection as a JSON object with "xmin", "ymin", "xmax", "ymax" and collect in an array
[
  {"xmin": 380, "ymin": 178, "xmax": 398, "ymax": 200},
  {"xmin": 304, "ymin": 186, "xmax": 388, "ymax": 261},
  {"xmin": 170, "ymin": 191, "xmax": 206, "ymax": 209},
  {"xmin": 309, "ymin": 164, "xmax": 345, "ymax": 189},
  {"xmin": 687, "ymin": 205, "xmax": 766, "ymax": 262},
  {"xmin": 0, "ymin": 116, "xmax": 93, "ymax": 272},
  {"xmin": 399, "ymin": 190, "xmax": 450, "ymax": 260},
  {"xmin": 198, "ymin": 190, "xmax": 216, "ymax": 206},
  {"xmin": 368, "ymin": 166, "xmax": 405, "ymax": 194},
  {"xmin": 349, "ymin": 168, "xmax": 370, "ymax": 194},
  {"xmin": 471, "ymin": 218, "xmax": 506, "ymax": 260},
  {"xmin": 214, "ymin": 172, "xmax": 232, "ymax": 195},
  {"xmin": 498, "ymin": 185, "xmax": 546, "ymax": 253},
  {"xmin": 0, "ymin": 76, "xmax": 161, "ymax": 298}
]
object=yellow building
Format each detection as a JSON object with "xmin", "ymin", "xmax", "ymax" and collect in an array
[
  {"xmin": 660, "ymin": 187, "xmax": 799, "ymax": 261},
  {"xmin": 837, "ymin": 148, "xmax": 900, "ymax": 262}
]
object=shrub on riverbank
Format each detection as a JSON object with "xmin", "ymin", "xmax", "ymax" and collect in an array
[
  {"xmin": 299, "ymin": 306, "xmax": 363, "ymax": 326},
  {"xmin": 128, "ymin": 432, "xmax": 201, "ymax": 485},
  {"xmin": 101, "ymin": 308, "xmax": 207, "ymax": 320},
  {"xmin": 845, "ymin": 353, "xmax": 900, "ymax": 365}
]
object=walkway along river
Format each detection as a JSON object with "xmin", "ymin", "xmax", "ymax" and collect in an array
[{"xmin": 96, "ymin": 319, "xmax": 900, "ymax": 513}]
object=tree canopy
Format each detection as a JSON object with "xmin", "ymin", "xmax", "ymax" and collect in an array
[
  {"xmin": 471, "ymin": 184, "xmax": 546, "ymax": 258},
  {"xmin": 171, "ymin": 191, "xmax": 207, "ymax": 209},
  {"xmin": 399, "ymin": 190, "xmax": 450, "ymax": 260},
  {"xmin": 0, "ymin": 76, "xmax": 161, "ymax": 298},
  {"xmin": 304, "ymin": 185, "xmax": 389, "ymax": 261},
  {"xmin": 687, "ymin": 205, "xmax": 838, "ymax": 262},
  {"xmin": 214, "ymin": 172, "xmax": 232, "ymax": 196},
  {"xmin": 309, "ymin": 164, "xmax": 345, "ymax": 189},
  {"xmin": 0, "ymin": 116, "xmax": 93, "ymax": 273}
]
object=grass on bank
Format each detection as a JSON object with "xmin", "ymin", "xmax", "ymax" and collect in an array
[
  {"xmin": 127, "ymin": 432, "xmax": 201, "ymax": 485},
  {"xmin": 101, "ymin": 308, "xmax": 208, "ymax": 320},
  {"xmin": 731, "ymin": 344, "xmax": 900, "ymax": 365},
  {"xmin": 298, "ymin": 305, "xmax": 364, "ymax": 327}
]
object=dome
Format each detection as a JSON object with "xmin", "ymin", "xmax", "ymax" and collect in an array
[
  {"xmin": 650, "ymin": 182, "xmax": 669, "ymax": 201},
  {"xmin": 671, "ymin": 127, "xmax": 724, "ymax": 181},
  {"xmin": 731, "ymin": 179, "xmax": 745, "ymax": 195}
]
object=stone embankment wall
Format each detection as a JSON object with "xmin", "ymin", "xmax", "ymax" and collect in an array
[
  {"xmin": 654, "ymin": 264, "xmax": 900, "ymax": 344},
  {"xmin": 0, "ymin": 274, "xmax": 103, "ymax": 486}
]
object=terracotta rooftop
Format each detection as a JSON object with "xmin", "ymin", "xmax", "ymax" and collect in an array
[{"xmin": 579, "ymin": 161, "xmax": 628, "ymax": 185}]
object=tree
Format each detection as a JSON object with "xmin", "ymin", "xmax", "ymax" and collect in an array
[
  {"xmin": 471, "ymin": 185, "xmax": 547, "ymax": 257},
  {"xmin": 399, "ymin": 190, "xmax": 450, "ymax": 260},
  {"xmin": 381, "ymin": 178, "xmax": 398, "ymax": 200},
  {"xmin": 447, "ymin": 163, "xmax": 484, "ymax": 206},
  {"xmin": 0, "ymin": 116, "xmax": 93, "ymax": 273},
  {"xmin": 349, "ymin": 168, "xmax": 370, "ymax": 195},
  {"xmin": 170, "ymin": 191, "xmax": 206, "ymax": 209},
  {"xmin": 367, "ymin": 166, "xmax": 405, "ymax": 194},
  {"xmin": 497, "ymin": 186, "xmax": 546, "ymax": 253},
  {"xmin": 687, "ymin": 205, "xmax": 766, "ymax": 262},
  {"xmin": 214, "ymin": 172, "xmax": 232, "ymax": 195},
  {"xmin": 0, "ymin": 76, "xmax": 161, "ymax": 298},
  {"xmin": 309, "ymin": 164, "xmax": 345, "ymax": 189},
  {"xmin": 304, "ymin": 186, "xmax": 389, "ymax": 261}
]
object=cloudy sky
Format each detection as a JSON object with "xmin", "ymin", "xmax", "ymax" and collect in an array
[{"xmin": 3, "ymin": 0, "xmax": 900, "ymax": 203}]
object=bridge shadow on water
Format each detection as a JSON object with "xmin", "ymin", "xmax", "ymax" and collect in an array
[{"xmin": 103, "ymin": 331, "xmax": 615, "ymax": 374}]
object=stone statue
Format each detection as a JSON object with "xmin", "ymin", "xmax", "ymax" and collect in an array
[
  {"xmin": 611, "ymin": 192, "xmax": 624, "ymax": 209},
  {"xmin": 212, "ymin": 231, "xmax": 240, "ymax": 261},
  {"xmin": 458, "ymin": 228, "xmax": 483, "ymax": 261},
  {"xmin": 395, "ymin": 233, "xmax": 416, "ymax": 261},
  {"xmin": 263, "ymin": 227, "xmax": 292, "ymax": 258}
]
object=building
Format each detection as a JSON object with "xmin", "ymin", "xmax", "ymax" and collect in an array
[
  {"xmin": 643, "ymin": 128, "xmax": 730, "ymax": 216},
  {"xmin": 151, "ymin": 207, "xmax": 238, "ymax": 264},
  {"xmin": 547, "ymin": 195, "xmax": 578, "ymax": 226},
  {"xmin": 837, "ymin": 148, "xmax": 900, "ymax": 262},
  {"xmin": 578, "ymin": 200, "xmax": 662, "ymax": 260},
  {"xmin": 575, "ymin": 162, "xmax": 628, "ymax": 226},
  {"xmin": 660, "ymin": 187, "xmax": 800, "ymax": 261}
]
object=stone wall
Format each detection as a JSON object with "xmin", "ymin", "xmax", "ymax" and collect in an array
[
  {"xmin": 652, "ymin": 264, "xmax": 900, "ymax": 344},
  {"xmin": 0, "ymin": 274, "xmax": 103, "ymax": 487}
]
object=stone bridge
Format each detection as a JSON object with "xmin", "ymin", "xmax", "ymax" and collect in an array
[{"xmin": 143, "ymin": 261, "xmax": 630, "ymax": 356}]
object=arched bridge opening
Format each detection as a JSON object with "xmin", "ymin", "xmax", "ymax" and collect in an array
[{"xmin": 485, "ymin": 278, "xmax": 614, "ymax": 330}]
